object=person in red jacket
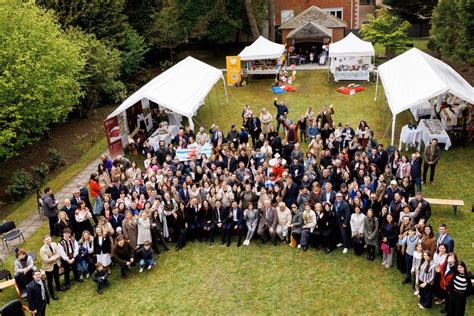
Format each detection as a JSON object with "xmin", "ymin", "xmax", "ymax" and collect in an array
[
  {"xmin": 89, "ymin": 172, "xmax": 103, "ymax": 217},
  {"xmin": 439, "ymin": 253, "xmax": 457, "ymax": 313}
]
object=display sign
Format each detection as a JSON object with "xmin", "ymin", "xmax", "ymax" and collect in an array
[
  {"xmin": 226, "ymin": 56, "xmax": 241, "ymax": 86},
  {"xmin": 104, "ymin": 116, "xmax": 124, "ymax": 158},
  {"xmin": 175, "ymin": 143, "xmax": 213, "ymax": 161}
]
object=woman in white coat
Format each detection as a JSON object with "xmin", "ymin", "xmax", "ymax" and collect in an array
[{"xmin": 300, "ymin": 203, "xmax": 316, "ymax": 252}]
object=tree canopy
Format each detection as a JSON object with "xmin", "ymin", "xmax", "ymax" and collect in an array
[
  {"xmin": 360, "ymin": 8, "xmax": 411, "ymax": 58},
  {"xmin": 0, "ymin": 0, "xmax": 85, "ymax": 159}
]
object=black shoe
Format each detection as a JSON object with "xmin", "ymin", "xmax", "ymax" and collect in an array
[
  {"xmin": 227, "ymin": 243, "xmax": 231, "ymax": 247},
  {"xmin": 261, "ymin": 238, "xmax": 267, "ymax": 244},
  {"xmin": 209, "ymin": 242, "xmax": 214, "ymax": 247},
  {"xmin": 121, "ymin": 274, "xmax": 127, "ymax": 279},
  {"xmin": 52, "ymin": 295, "xmax": 59, "ymax": 300},
  {"xmin": 370, "ymin": 255, "xmax": 375, "ymax": 261},
  {"xmin": 56, "ymin": 286, "xmax": 66, "ymax": 292},
  {"xmin": 439, "ymin": 308, "xmax": 446, "ymax": 314},
  {"xmin": 325, "ymin": 248, "xmax": 332, "ymax": 254},
  {"xmin": 367, "ymin": 255, "xmax": 371, "ymax": 260},
  {"xmin": 175, "ymin": 246, "xmax": 180, "ymax": 251},
  {"xmin": 402, "ymin": 278, "xmax": 411, "ymax": 285},
  {"xmin": 65, "ymin": 284, "xmax": 71, "ymax": 290},
  {"xmin": 96, "ymin": 289, "xmax": 104, "ymax": 295},
  {"xmin": 272, "ymin": 240, "xmax": 277, "ymax": 246},
  {"xmin": 303, "ymin": 245, "xmax": 308, "ymax": 252},
  {"xmin": 164, "ymin": 247, "xmax": 170, "ymax": 252},
  {"xmin": 75, "ymin": 278, "xmax": 83, "ymax": 283}
]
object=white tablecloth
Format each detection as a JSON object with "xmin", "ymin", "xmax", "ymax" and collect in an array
[
  {"xmin": 148, "ymin": 125, "xmax": 179, "ymax": 150},
  {"xmin": 399, "ymin": 125, "xmax": 422, "ymax": 151},
  {"xmin": 410, "ymin": 101, "xmax": 435, "ymax": 121},
  {"xmin": 419, "ymin": 119, "xmax": 452, "ymax": 150}
]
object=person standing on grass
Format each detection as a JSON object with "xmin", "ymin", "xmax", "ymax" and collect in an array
[
  {"xmin": 363, "ymin": 209, "xmax": 378, "ymax": 261},
  {"xmin": 273, "ymin": 97, "xmax": 288, "ymax": 133},
  {"xmin": 27, "ymin": 269, "xmax": 50, "ymax": 316},
  {"xmin": 243, "ymin": 203, "xmax": 258, "ymax": 246},
  {"xmin": 41, "ymin": 187, "xmax": 59, "ymax": 237},
  {"xmin": 436, "ymin": 224, "xmax": 455, "ymax": 253},
  {"xmin": 410, "ymin": 152, "xmax": 422, "ymax": 192},
  {"xmin": 94, "ymin": 226, "xmax": 112, "ymax": 275},
  {"xmin": 399, "ymin": 226, "xmax": 419, "ymax": 285},
  {"xmin": 446, "ymin": 261, "xmax": 472, "ymax": 316},
  {"xmin": 422, "ymin": 138, "xmax": 440, "ymax": 185},
  {"xmin": 39, "ymin": 235, "xmax": 63, "ymax": 300},
  {"xmin": 14, "ymin": 248, "xmax": 35, "ymax": 291},
  {"xmin": 316, "ymin": 104, "xmax": 335, "ymax": 129},
  {"xmin": 381, "ymin": 213, "xmax": 398, "ymax": 268},
  {"xmin": 333, "ymin": 192, "xmax": 351, "ymax": 254},
  {"xmin": 418, "ymin": 250, "xmax": 436, "ymax": 309},
  {"xmin": 58, "ymin": 228, "xmax": 82, "ymax": 289}
]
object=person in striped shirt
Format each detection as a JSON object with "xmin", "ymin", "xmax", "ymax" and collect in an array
[
  {"xmin": 447, "ymin": 261, "xmax": 472, "ymax": 316},
  {"xmin": 418, "ymin": 250, "xmax": 436, "ymax": 309}
]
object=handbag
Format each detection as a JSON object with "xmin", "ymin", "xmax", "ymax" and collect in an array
[
  {"xmin": 289, "ymin": 234, "xmax": 297, "ymax": 248},
  {"xmin": 352, "ymin": 235, "xmax": 363, "ymax": 245},
  {"xmin": 380, "ymin": 242, "xmax": 391, "ymax": 254}
]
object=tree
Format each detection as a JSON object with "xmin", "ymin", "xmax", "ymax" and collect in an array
[
  {"xmin": 149, "ymin": 1, "xmax": 187, "ymax": 62},
  {"xmin": 0, "ymin": 0, "xmax": 84, "ymax": 159},
  {"xmin": 244, "ymin": 0, "xmax": 260, "ymax": 40},
  {"xmin": 431, "ymin": 0, "xmax": 473, "ymax": 64},
  {"xmin": 384, "ymin": 0, "xmax": 438, "ymax": 23},
  {"xmin": 360, "ymin": 9, "xmax": 411, "ymax": 58},
  {"xmin": 125, "ymin": 0, "xmax": 163, "ymax": 45},
  {"xmin": 121, "ymin": 27, "xmax": 149, "ymax": 77},
  {"xmin": 267, "ymin": 0, "xmax": 275, "ymax": 41},
  {"xmin": 66, "ymin": 28, "xmax": 126, "ymax": 116},
  {"xmin": 36, "ymin": 0, "xmax": 129, "ymax": 47}
]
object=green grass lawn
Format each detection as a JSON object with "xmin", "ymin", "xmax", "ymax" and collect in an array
[{"xmin": 1, "ymin": 71, "xmax": 472, "ymax": 315}]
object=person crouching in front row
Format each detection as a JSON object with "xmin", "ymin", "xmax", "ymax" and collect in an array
[
  {"xmin": 92, "ymin": 262, "xmax": 109, "ymax": 294},
  {"xmin": 136, "ymin": 240, "xmax": 155, "ymax": 273},
  {"xmin": 112, "ymin": 235, "xmax": 135, "ymax": 278}
]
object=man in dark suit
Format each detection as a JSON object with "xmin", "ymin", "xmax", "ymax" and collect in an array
[
  {"xmin": 247, "ymin": 114, "xmax": 262, "ymax": 147},
  {"xmin": 368, "ymin": 148, "xmax": 383, "ymax": 171},
  {"xmin": 365, "ymin": 193, "xmax": 382, "ymax": 217},
  {"xmin": 130, "ymin": 179, "xmax": 148, "ymax": 200},
  {"xmin": 320, "ymin": 182, "xmax": 337, "ymax": 205},
  {"xmin": 224, "ymin": 201, "xmax": 244, "ymax": 247},
  {"xmin": 105, "ymin": 182, "xmax": 128, "ymax": 202},
  {"xmin": 257, "ymin": 199, "xmax": 278, "ymax": 245},
  {"xmin": 211, "ymin": 200, "xmax": 228, "ymax": 246},
  {"xmin": 186, "ymin": 198, "xmax": 200, "ymax": 242},
  {"xmin": 61, "ymin": 198, "xmax": 77, "ymax": 236},
  {"xmin": 108, "ymin": 207, "xmax": 124, "ymax": 232},
  {"xmin": 410, "ymin": 152, "xmax": 422, "ymax": 193},
  {"xmin": 333, "ymin": 193, "xmax": 351, "ymax": 254},
  {"xmin": 27, "ymin": 270, "xmax": 50, "ymax": 316},
  {"xmin": 436, "ymin": 224, "xmax": 455, "ymax": 252}
]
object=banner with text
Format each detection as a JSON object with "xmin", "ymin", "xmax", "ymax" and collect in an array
[
  {"xmin": 226, "ymin": 56, "xmax": 241, "ymax": 86},
  {"xmin": 104, "ymin": 116, "xmax": 124, "ymax": 158}
]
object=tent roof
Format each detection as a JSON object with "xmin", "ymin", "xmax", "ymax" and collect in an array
[
  {"xmin": 329, "ymin": 32, "xmax": 375, "ymax": 57},
  {"xmin": 379, "ymin": 48, "xmax": 474, "ymax": 116},
  {"xmin": 287, "ymin": 22, "xmax": 332, "ymax": 40},
  {"xmin": 279, "ymin": 6, "xmax": 346, "ymax": 30},
  {"xmin": 107, "ymin": 56, "xmax": 224, "ymax": 119},
  {"xmin": 238, "ymin": 36, "xmax": 285, "ymax": 61}
]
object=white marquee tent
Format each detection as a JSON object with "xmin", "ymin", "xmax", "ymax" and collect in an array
[
  {"xmin": 329, "ymin": 33, "xmax": 375, "ymax": 81},
  {"xmin": 329, "ymin": 32, "xmax": 375, "ymax": 57},
  {"xmin": 238, "ymin": 36, "xmax": 285, "ymax": 61},
  {"xmin": 376, "ymin": 48, "xmax": 474, "ymax": 145},
  {"xmin": 107, "ymin": 56, "xmax": 228, "ymax": 132}
]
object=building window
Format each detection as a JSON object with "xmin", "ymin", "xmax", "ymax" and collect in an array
[
  {"xmin": 323, "ymin": 7, "xmax": 343, "ymax": 20},
  {"xmin": 281, "ymin": 10, "xmax": 294, "ymax": 23}
]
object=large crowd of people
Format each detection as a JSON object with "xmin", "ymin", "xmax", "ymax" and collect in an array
[{"xmin": 15, "ymin": 99, "xmax": 471, "ymax": 316}]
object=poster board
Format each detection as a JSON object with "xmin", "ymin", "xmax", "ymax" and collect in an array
[
  {"xmin": 226, "ymin": 56, "xmax": 241, "ymax": 86},
  {"xmin": 331, "ymin": 56, "xmax": 372, "ymax": 82},
  {"xmin": 104, "ymin": 116, "xmax": 124, "ymax": 158}
]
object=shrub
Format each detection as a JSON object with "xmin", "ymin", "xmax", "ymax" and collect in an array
[
  {"xmin": 6, "ymin": 169, "xmax": 34, "ymax": 201},
  {"xmin": 31, "ymin": 163, "xmax": 50, "ymax": 181},
  {"xmin": 160, "ymin": 60, "xmax": 174, "ymax": 71},
  {"xmin": 48, "ymin": 148, "xmax": 65, "ymax": 169}
]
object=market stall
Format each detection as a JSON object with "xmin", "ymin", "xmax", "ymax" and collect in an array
[
  {"xmin": 104, "ymin": 56, "xmax": 228, "ymax": 157},
  {"xmin": 376, "ymin": 48, "xmax": 474, "ymax": 146},
  {"xmin": 329, "ymin": 33, "xmax": 375, "ymax": 82},
  {"xmin": 238, "ymin": 36, "xmax": 285, "ymax": 75}
]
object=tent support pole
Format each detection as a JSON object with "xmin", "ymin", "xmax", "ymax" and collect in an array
[
  {"xmin": 436, "ymin": 94, "xmax": 442, "ymax": 115},
  {"xmin": 222, "ymin": 76, "xmax": 229, "ymax": 104},
  {"xmin": 374, "ymin": 71, "xmax": 379, "ymax": 102},
  {"xmin": 391, "ymin": 114, "xmax": 396, "ymax": 146},
  {"xmin": 188, "ymin": 116, "xmax": 195, "ymax": 132}
]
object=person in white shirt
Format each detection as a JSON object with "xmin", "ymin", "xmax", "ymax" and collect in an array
[
  {"xmin": 58, "ymin": 228, "xmax": 81, "ymax": 289},
  {"xmin": 350, "ymin": 206, "xmax": 366, "ymax": 256},
  {"xmin": 276, "ymin": 202, "xmax": 292, "ymax": 242},
  {"xmin": 300, "ymin": 204, "xmax": 316, "ymax": 252}
]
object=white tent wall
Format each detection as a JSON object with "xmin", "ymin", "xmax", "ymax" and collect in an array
[
  {"xmin": 376, "ymin": 48, "xmax": 474, "ymax": 145},
  {"xmin": 107, "ymin": 56, "xmax": 228, "ymax": 136},
  {"xmin": 238, "ymin": 36, "xmax": 285, "ymax": 61}
]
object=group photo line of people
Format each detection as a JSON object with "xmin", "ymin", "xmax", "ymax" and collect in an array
[{"xmin": 17, "ymin": 99, "xmax": 471, "ymax": 316}]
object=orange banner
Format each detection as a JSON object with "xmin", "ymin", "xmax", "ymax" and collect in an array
[{"xmin": 226, "ymin": 56, "xmax": 241, "ymax": 86}]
